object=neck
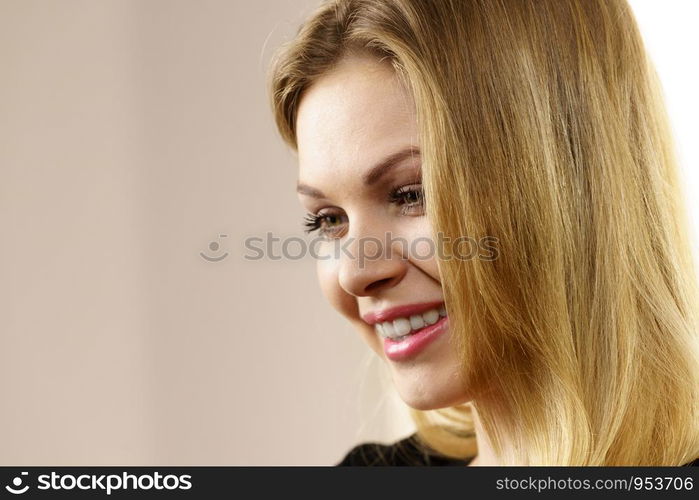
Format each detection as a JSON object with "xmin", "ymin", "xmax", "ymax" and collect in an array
[{"xmin": 468, "ymin": 405, "xmax": 500, "ymax": 466}]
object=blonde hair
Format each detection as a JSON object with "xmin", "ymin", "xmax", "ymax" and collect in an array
[{"xmin": 267, "ymin": 0, "xmax": 699, "ymax": 465}]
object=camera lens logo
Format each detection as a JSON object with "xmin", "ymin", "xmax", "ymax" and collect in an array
[
  {"xmin": 200, "ymin": 234, "xmax": 228, "ymax": 262},
  {"xmin": 5, "ymin": 472, "xmax": 29, "ymax": 495}
]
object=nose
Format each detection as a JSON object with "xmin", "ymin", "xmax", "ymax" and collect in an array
[{"xmin": 337, "ymin": 225, "xmax": 408, "ymax": 297}]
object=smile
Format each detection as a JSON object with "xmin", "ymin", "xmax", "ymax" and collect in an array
[
  {"xmin": 374, "ymin": 305, "xmax": 447, "ymax": 341},
  {"xmin": 362, "ymin": 301, "xmax": 450, "ymax": 362}
]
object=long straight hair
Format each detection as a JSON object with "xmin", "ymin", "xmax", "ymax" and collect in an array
[{"xmin": 268, "ymin": 0, "xmax": 699, "ymax": 465}]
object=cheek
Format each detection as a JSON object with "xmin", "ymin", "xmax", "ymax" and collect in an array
[{"xmin": 404, "ymin": 220, "xmax": 441, "ymax": 280}]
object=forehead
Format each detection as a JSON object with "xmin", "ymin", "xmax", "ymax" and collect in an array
[{"xmin": 296, "ymin": 54, "xmax": 417, "ymax": 185}]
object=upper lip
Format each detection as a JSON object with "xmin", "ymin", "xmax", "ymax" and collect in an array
[{"xmin": 361, "ymin": 301, "xmax": 445, "ymax": 325}]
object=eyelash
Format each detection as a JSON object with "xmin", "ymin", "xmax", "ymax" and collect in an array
[
  {"xmin": 303, "ymin": 184, "xmax": 424, "ymax": 236},
  {"xmin": 388, "ymin": 185, "xmax": 424, "ymax": 208}
]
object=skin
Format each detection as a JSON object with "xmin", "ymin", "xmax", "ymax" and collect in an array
[{"xmin": 295, "ymin": 52, "xmax": 497, "ymax": 465}]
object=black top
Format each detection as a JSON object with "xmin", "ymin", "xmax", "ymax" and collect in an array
[
  {"xmin": 337, "ymin": 433, "xmax": 699, "ymax": 466},
  {"xmin": 337, "ymin": 433, "xmax": 473, "ymax": 466}
]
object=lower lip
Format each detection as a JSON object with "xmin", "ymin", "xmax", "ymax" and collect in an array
[{"xmin": 382, "ymin": 316, "xmax": 449, "ymax": 362}]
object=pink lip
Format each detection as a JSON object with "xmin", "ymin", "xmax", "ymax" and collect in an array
[
  {"xmin": 361, "ymin": 301, "xmax": 444, "ymax": 325},
  {"xmin": 383, "ymin": 315, "xmax": 449, "ymax": 362}
]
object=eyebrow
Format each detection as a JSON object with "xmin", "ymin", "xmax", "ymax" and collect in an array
[{"xmin": 296, "ymin": 146, "xmax": 421, "ymax": 199}]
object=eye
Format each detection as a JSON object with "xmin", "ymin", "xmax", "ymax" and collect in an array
[
  {"xmin": 388, "ymin": 184, "xmax": 424, "ymax": 215},
  {"xmin": 302, "ymin": 210, "xmax": 348, "ymax": 238}
]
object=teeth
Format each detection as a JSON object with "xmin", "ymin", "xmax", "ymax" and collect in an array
[
  {"xmin": 409, "ymin": 315, "xmax": 424, "ymax": 330},
  {"xmin": 393, "ymin": 318, "xmax": 411, "ymax": 336},
  {"xmin": 375, "ymin": 323, "xmax": 384, "ymax": 337},
  {"xmin": 374, "ymin": 305, "xmax": 447, "ymax": 340},
  {"xmin": 423, "ymin": 309, "xmax": 439, "ymax": 325},
  {"xmin": 382, "ymin": 321, "xmax": 395, "ymax": 338}
]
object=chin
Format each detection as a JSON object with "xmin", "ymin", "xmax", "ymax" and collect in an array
[
  {"xmin": 400, "ymin": 395, "xmax": 446, "ymax": 411},
  {"xmin": 398, "ymin": 393, "xmax": 471, "ymax": 411},
  {"xmin": 390, "ymin": 368, "xmax": 470, "ymax": 411}
]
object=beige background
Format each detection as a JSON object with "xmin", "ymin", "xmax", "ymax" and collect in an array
[
  {"xmin": 1, "ymin": 0, "xmax": 696, "ymax": 465},
  {"xmin": 0, "ymin": 0, "xmax": 414, "ymax": 466}
]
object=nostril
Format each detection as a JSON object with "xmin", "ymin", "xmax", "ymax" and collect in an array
[{"xmin": 365, "ymin": 277, "xmax": 394, "ymax": 293}]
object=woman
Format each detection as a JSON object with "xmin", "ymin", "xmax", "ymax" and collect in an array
[{"xmin": 267, "ymin": 0, "xmax": 699, "ymax": 465}]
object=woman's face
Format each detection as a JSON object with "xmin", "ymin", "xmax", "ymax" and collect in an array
[{"xmin": 295, "ymin": 53, "xmax": 468, "ymax": 410}]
